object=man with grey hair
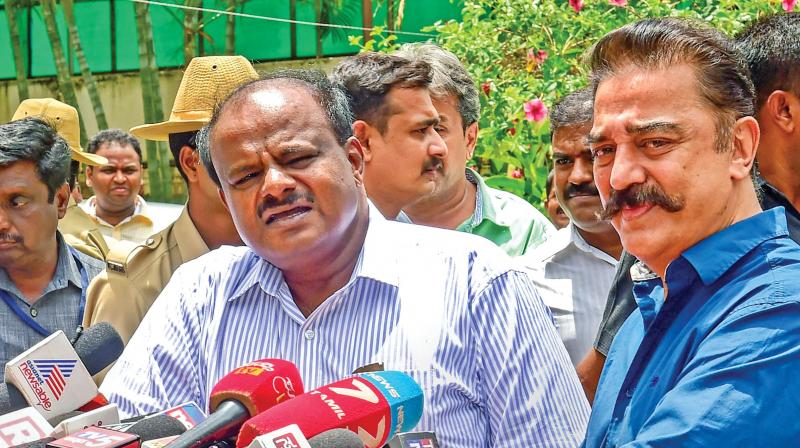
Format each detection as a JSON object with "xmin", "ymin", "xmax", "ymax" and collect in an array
[
  {"xmin": 0, "ymin": 117, "xmax": 104, "ymax": 373},
  {"xmin": 393, "ymin": 43, "xmax": 554, "ymax": 256},
  {"xmin": 523, "ymin": 88, "xmax": 621, "ymax": 384}
]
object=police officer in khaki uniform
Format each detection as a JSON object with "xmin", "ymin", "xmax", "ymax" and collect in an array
[
  {"xmin": 11, "ymin": 99, "xmax": 111, "ymax": 260},
  {"xmin": 83, "ymin": 57, "xmax": 258, "ymax": 355}
]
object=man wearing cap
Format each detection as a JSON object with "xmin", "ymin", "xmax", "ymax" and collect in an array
[
  {"xmin": 0, "ymin": 117, "xmax": 105, "ymax": 372},
  {"xmin": 82, "ymin": 56, "xmax": 258, "ymax": 348},
  {"xmin": 11, "ymin": 98, "xmax": 112, "ymax": 261}
]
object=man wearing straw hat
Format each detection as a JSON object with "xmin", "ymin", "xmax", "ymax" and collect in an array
[
  {"xmin": 11, "ymin": 98, "xmax": 112, "ymax": 261},
  {"xmin": 82, "ymin": 56, "xmax": 258, "ymax": 348}
]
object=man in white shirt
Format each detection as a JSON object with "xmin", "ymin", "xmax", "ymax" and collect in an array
[
  {"xmin": 523, "ymin": 88, "xmax": 622, "ymax": 375},
  {"xmin": 80, "ymin": 129, "xmax": 154, "ymax": 244}
]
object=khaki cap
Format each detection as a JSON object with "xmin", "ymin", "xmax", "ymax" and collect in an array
[
  {"xmin": 12, "ymin": 98, "xmax": 108, "ymax": 166},
  {"xmin": 130, "ymin": 56, "xmax": 259, "ymax": 141}
]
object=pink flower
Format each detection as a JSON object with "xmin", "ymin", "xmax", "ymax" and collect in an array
[
  {"xmin": 481, "ymin": 82, "xmax": 491, "ymax": 96},
  {"xmin": 527, "ymin": 49, "xmax": 548, "ymax": 65},
  {"xmin": 783, "ymin": 0, "xmax": 796, "ymax": 12},
  {"xmin": 609, "ymin": 0, "xmax": 627, "ymax": 6},
  {"xmin": 524, "ymin": 99, "xmax": 548, "ymax": 123},
  {"xmin": 569, "ymin": 0, "xmax": 584, "ymax": 13},
  {"xmin": 511, "ymin": 168, "xmax": 524, "ymax": 179}
]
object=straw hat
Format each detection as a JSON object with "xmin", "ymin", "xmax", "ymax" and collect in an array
[
  {"xmin": 130, "ymin": 56, "xmax": 259, "ymax": 141},
  {"xmin": 12, "ymin": 98, "xmax": 107, "ymax": 166}
]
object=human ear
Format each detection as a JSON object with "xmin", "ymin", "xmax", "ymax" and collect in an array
[{"xmin": 730, "ymin": 116, "xmax": 760, "ymax": 181}]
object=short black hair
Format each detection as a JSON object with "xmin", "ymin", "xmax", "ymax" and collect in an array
[
  {"xmin": 735, "ymin": 13, "xmax": 800, "ymax": 110},
  {"xmin": 199, "ymin": 69, "xmax": 354, "ymax": 187},
  {"xmin": 330, "ymin": 52, "xmax": 432, "ymax": 133},
  {"xmin": 0, "ymin": 117, "xmax": 70, "ymax": 202},
  {"xmin": 550, "ymin": 88, "xmax": 594, "ymax": 133},
  {"xmin": 168, "ymin": 131, "xmax": 198, "ymax": 184},
  {"xmin": 87, "ymin": 129, "xmax": 143, "ymax": 162}
]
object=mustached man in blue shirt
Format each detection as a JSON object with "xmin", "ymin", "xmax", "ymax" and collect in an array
[{"xmin": 582, "ymin": 17, "xmax": 800, "ymax": 447}]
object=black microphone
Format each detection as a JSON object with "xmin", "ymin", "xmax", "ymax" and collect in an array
[
  {"xmin": 0, "ymin": 381, "xmax": 28, "ymax": 414},
  {"xmin": 126, "ymin": 414, "xmax": 188, "ymax": 441},
  {"xmin": 308, "ymin": 429, "xmax": 364, "ymax": 448},
  {"xmin": 10, "ymin": 437, "xmax": 56, "ymax": 448},
  {"xmin": 72, "ymin": 322, "xmax": 124, "ymax": 376}
]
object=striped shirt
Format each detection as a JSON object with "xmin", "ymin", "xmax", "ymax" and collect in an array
[
  {"xmin": 522, "ymin": 224, "xmax": 618, "ymax": 365},
  {"xmin": 101, "ymin": 207, "xmax": 589, "ymax": 447}
]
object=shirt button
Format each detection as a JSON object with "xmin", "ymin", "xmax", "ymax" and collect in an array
[
  {"xmin": 30, "ymin": 307, "xmax": 38, "ymax": 318},
  {"xmin": 304, "ymin": 330, "xmax": 315, "ymax": 340},
  {"xmin": 625, "ymin": 387, "xmax": 635, "ymax": 398}
]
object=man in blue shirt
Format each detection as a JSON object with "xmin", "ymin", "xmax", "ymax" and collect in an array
[{"xmin": 583, "ymin": 17, "xmax": 800, "ymax": 446}]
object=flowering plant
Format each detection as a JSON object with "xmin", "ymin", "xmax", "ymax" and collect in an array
[{"xmin": 358, "ymin": 0, "xmax": 784, "ymax": 209}]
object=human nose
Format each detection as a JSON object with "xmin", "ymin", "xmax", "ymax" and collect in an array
[
  {"xmin": 113, "ymin": 170, "xmax": 126, "ymax": 183},
  {"xmin": 569, "ymin": 155, "xmax": 594, "ymax": 186},
  {"xmin": 428, "ymin": 129, "xmax": 448, "ymax": 159},
  {"xmin": 608, "ymin": 144, "xmax": 647, "ymax": 192},
  {"xmin": 259, "ymin": 166, "xmax": 296, "ymax": 199}
]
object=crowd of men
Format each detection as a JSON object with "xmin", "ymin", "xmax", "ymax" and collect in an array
[{"xmin": 0, "ymin": 10, "xmax": 798, "ymax": 447}]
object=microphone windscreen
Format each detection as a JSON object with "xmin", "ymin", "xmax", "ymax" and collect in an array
[
  {"xmin": 238, "ymin": 371, "xmax": 423, "ymax": 448},
  {"xmin": 308, "ymin": 429, "xmax": 364, "ymax": 448},
  {"xmin": 210, "ymin": 359, "xmax": 303, "ymax": 416},
  {"xmin": 46, "ymin": 411, "xmax": 83, "ymax": 427},
  {"xmin": 73, "ymin": 323, "xmax": 124, "ymax": 376},
  {"xmin": 0, "ymin": 382, "xmax": 27, "ymax": 414},
  {"xmin": 126, "ymin": 415, "xmax": 187, "ymax": 441}
]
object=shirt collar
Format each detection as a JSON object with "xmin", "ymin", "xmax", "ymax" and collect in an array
[
  {"xmin": 173, "ymin": 206, "xmax": 209, "ymax": 262},
  {"xmin": 0, "ymin": 232, "xmax": 84, "ymax": 298},
  {"xmin": 680, "ymin": 207, "xmax": 789, "ymax": 285},
  {"xmin": 227, "ymin": 201, "xmax": 399, "ymax": 303},
  {"xmin": 79, "ymin": 195, "xmax": 154, "ymax": 227},
  {"xmin": 569, "ymin": 223, "xmax": 619, "ymax": 265}
]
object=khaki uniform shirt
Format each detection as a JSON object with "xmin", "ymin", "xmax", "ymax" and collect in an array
[
  {"xmin": 59, "ymin": 197, "xmax": 114, "ymax": 261},
  {"xmin": 82, "ymin": 207, "xmax": 208, "ymax": 346},
  {"xmin": 78, "ymin": 196, "xmax": 155, "ymax": 244}
]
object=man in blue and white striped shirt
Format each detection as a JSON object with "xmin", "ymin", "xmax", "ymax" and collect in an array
[{"xmin": 100, "ymin": 70, "xmax": 589, "ymax": 447}]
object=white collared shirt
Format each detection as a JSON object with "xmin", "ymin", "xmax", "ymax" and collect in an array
[
  {"xmin": 522, "ymin": 223, "xmax": 618, "ymax": 365},
  {"xmin": 101, "ymin": 205, "xmax": 590, "ymax": 447},
  {"xmin": 79, "ymin": 195, "xmax": 154, "ymax": 244}
]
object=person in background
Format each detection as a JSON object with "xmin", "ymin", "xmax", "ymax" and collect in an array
[
  {"xmin": 0, "ymin": 118, "xmax": 104, "ymax": 372},
  {"xmin": 83, "ymin": 56, "xmax": 258, "ymax": 351},
  {"xmin": 545, "ymin": 169, "xmax": 570, "ymax": 230},
  {"xmin": 523, "ymin": 88, "xmax": 621, "ymax": 380},
  {"xmin": 80, "ymin": 129, "xmax": 153, "ymax": 245},
  {"xmin": 101, "ymin": 70, "xmax": 590, "ymax": 447},
  {"xmin": 330, "ymin": 52, "xmax": 448, "ymax": 220},
  {"xmin": 11, "ymin": 98, "xmax": 111, "ymax": 261},
  {"xmin": 583, "ymin": 18, "xmax": 800, "ymax": 446},
  {"xmin": 393, "ymin": 43, "xmax": 554, "ymax": 256}
]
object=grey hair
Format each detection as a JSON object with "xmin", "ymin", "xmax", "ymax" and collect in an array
[
  {"xmin": 550, "ymin": 87, "xmax": 593, "ymax": 133},
  {"xmin": 0, "ymin": 117, "xmax": 70, "ymax": 202},
  {"xmin": 394, "ymin": 42, "xmax": 480, "ymax": 130}
]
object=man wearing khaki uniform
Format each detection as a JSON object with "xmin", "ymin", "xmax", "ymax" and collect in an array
[
  {"xmin": 83, "ymin": 56, "xmax": 258, "ymax": 352},
  {"xmin": 11, "ymin": 99, "xmax": 111, "ymax": 260}
]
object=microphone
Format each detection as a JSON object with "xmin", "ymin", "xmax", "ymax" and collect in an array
[
  {"xmin": 126, "ymin": 415, "xmax": 187, "ymax": 441},
  {"xmin": 385, "ymin": 432, "xmax": 440, "ymax": 448},
  {"xmin": 237, "ymin": 371, "xmax": 424, "ymax": 448},
  {"xmin": 45, "ymin": 426, "xmax": 139, "ymax": 448},
  {"xmin": 50, "ymin": 404, "xmax": 120, "ymax": 438},
  {"xmin": 169, "ymin": 359, "xmax": 304, "ymax": 448},
  {"xmin": 72, "ymin": 323, "xmax": 124, "ymax": 377},
  {"xmin": 0, "ymin": 382, "xmax": 28, "ymax": 415},
  {"xmin": 4, "ymin": 331, "xmax": 98, "ymax": 419},
  {"xmin": 245, "ymin": 424, "xmax": 311, "ymax": 448},
  {"xmin": 308, "ymin": 429, "xmax": 364, "ymax": 448},
  {"xmin": 155, "ymin": 402, "xmax": 207, "ymax": 430},
  {"xmin": 0, "ymin": 407, "xmax": 54, "ymax": 448}
]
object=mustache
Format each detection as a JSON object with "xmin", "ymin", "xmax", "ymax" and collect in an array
[
  {"xmin": 257, "ymin": 192, "xmax": 315, "ymax": 219},
  {"xmin": 564, "ymin": 182, "xmax": 599, "ymax": 199},
  {"xmin": 598, "ymin": 184, "xmax": 685, "ymax": 220},
  {"xmin": 422, "ymin": 157, "xmax": 443, "ymax": 173},
  {"xmin": 0, "ymin": 233, "xmax": 22, "ymax": 243}
]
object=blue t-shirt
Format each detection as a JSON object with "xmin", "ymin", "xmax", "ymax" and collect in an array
[{"xmin": 584, "ymin": 207, "xmax": 800, "ymax": 447}]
